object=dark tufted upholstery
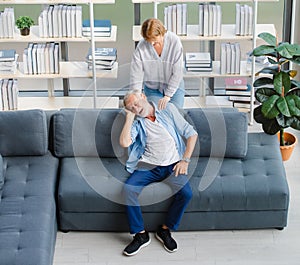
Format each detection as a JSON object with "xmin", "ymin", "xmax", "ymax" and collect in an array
[{"xmin": 0, "ymin": 110, "xmax": 59, "ymax": 265}]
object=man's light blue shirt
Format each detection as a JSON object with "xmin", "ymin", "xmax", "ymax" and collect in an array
[{"xmin": 126, "ymin": 102, "xmax": 197, "ymax": 173}]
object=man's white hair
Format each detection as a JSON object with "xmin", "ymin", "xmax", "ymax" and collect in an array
[{"xmin": 123, "ymin": 89, "xmax": 143, "ymax": 107}]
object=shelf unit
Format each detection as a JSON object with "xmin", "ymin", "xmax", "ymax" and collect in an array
[
  {"xmin": 0, "ymin": 0, "xmax": 117, "ymax": 108},
  {"xmin": 132, "ymin": 0, "xmax": 279, "ymax": 124}
]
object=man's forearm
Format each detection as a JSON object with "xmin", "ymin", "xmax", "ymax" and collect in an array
[
  {"xmin": 182, "ymin": 134, "xmax": 198, "ymax": 159},
  {"xmin": 119, "ymin": 113, "xmax": 135, "ymax": 147}
]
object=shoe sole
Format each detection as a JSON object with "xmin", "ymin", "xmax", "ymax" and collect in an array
[
  {"xmin": 123, "ymin": 238, "xmax": 151, "ymax": 256},
  {"xmin": 155, "ymin": 233, "xmax": 177, "ymax": 253}
]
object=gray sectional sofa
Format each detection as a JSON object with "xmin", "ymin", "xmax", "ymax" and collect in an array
[{"xmin": 0, "ymin": 107, "xmax": 290, "ymax": 265}]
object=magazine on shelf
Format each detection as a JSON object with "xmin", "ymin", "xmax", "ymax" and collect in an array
[
  {"xmin": 82, "ymin": 19, "xmax": 111, "ymax": 32},
  {"xmin": 86, "ymin": 47, "xmax": 117, "ymax": 61},
  {"xmin": 185, "ymin": 52, "xmax": 211, "ymax": 64},
  {"xmin": 0, "ymin": 49, "xmax": 16, "ymax": 62}
]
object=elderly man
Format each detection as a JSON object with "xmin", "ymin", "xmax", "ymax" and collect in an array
[{"xmin": 120, "ymin": 90, "xmax": 198, "ymax": 256}]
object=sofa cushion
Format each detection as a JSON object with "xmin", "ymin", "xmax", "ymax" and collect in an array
[
  {"xmin": 52, "ymin": 109, "xmax": 126, "ymax": 158},
  {"xmin": 0, "ymin": 109, "xmax": 48, "ymax": 156},
  {"xmin": 186, "ymin": 108, "xmax": 248, "ymax": 158},
  {"xmin": 0, "ymin": 154, "xmax": 3, "ymax": 189},
  {"xmin": 0, "ymin": 152, "xmax": 59, "ymax": 265}
]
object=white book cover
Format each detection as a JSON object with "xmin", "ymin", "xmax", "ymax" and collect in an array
[
  {"xmin": 172, "ymin": 5, "xmax": 177, "ymax": 34},
  {"xmin": 12, "ymin": 79, "xmax": 18, "ymax": 110},
  {"xmin": 235, "ymin": 3, "xmax": 241, "ymax": 35},
  {"xmin": 203, "ymin": 4, "xmax": 209, "ymax": 37},
  {"xmin": 36, "ymin": 43, "xmax": 43, "ymax": 74},
  {"xmin": 32, "ymin": 43, "xmax": 38, "ymax": 75},
  {"xmin": 66, "ymin": 5, "xmax": 72, "ymax": 37},
  {"xmin": 244, "ymin": 5, "xmax": 249, "ymax": 36},
  {"xmin": 0, "ymin": 14, "xmax": 4, "ymax": 38},
  {"xmin": 40, "ymin": 43, "xmax": 46, "ymax": 74},
  {"xmin": 27, "ymin": 43, "xmax": 34, "ymax": 75},
  {"xmin": 230, "ymin": 43, "xmax": 236, "ymax": 74},
  {"xmin": 176, "ymin": 4, "xmax": 182, "ymax": 35},
  {"xmin": 220, "ymin": 43, "xmax": 226, "ymax": 75},
  {"xmin": 229, "ymin": 95, "xmax": 251, "ymax": 102},
  {"xmin": 42, "ymin": 8, "xmax": 48, "ymax": 38},
  {"xmin": 225, "ymin": 43, "xmax": 231, "ymax": 74},
  {"xmin": 1, "ymin": 79, "xmax": 9, "ymax": 110},
  {"xmin": 49, "ymin": 42, "xmax": 55, "ymax": 74},
  {"xmin": 240, "ymin": 5, "xmax": 245, "ymax": 36},
  {"xmin": 2, "ymin": 9, "xmax": 9, "ymax": 38},
  {"xmin": 7, "ymin": 79, "xmax": 13, "ymax": 110},
  {"xmin": 248, "ymin": 6, "xmax": 253, "ymax": 36},
  {"xmin": 75, "ymin": 5, "xmax": 82, "ymax": 38},
  {"xmin": 199, "ymin": 4, "xmax": 204, "ymax": 36},
  {"xmin": 44, "ymin": 43, "xmax": 50, "ymax": 74},
  {"xmin": 235, "ymin": 43, "xmax": 241, "ymax": 74},
  {"xmin": 164, "ymin": 7, "xmax": 168, "ymax": 31},
  {"xmin": 182, "ymin": 4, "xmax": 187, "ymax": 36},
  {"xmin": 52, "ymin": 5, "xmax": 59, "ymax": 38},
  {"xmin": 212, "ymin": 5, "xmax": 217, "ymax": 36},
  {"xmin": 167, "ymin": 6, "xmax": 172, "ymax": 33},
  {"xmin": 61, "ymin": 5, "xmax": 67, "ymax": 37},
  {"xmin": 216, "ymin": 5, "xmax": 222, "ymax": 36},
  {"xmin": 47, "ymin": 5, "xmax": 54, "ymax": 37},
  {"xmin": 7, "ymin": 8, "xmax": 15, "ymax": 38},
  {"xmin": 54, "ymin": 43, "xmax": 60, "ymax": 74},
  {"xmin": 38, "ymin": 13, "xmax": 44, "ymax": 38},
  {"xmin": 185, "ymin": 52, "xmax": 211, "ymax": 63},
  {"xmin": 57, "ymin": 4, "xmax": 63, "ymax": 38},
  {"xmin": 208, "ymin": 4, "xmax": 213, "ymax": 36},
  {"xmin": 0, "ymin": 79, "xmax": 3, "ymax": 110},
  {"xmin": 22, "ymin": 48, "xmax": 29, "ymax": 74},
  {"xmin": 71, "ymin": 5, "xmax": 76, "ymax": 38}
]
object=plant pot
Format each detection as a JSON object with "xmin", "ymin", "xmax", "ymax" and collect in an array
[
  {"xmin": 20, "ymin": 27, "xmax": 30, "ymax": 36},
  {"xmin": 277, "ymin": 131, "xmax": 298, "ymax": 161}
]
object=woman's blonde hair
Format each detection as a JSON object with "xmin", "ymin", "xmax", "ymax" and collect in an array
[{"xmin": 141, "ymin": 18, "xmax": 167, "ymax": 41}]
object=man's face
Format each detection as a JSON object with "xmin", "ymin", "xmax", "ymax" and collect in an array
[{"xmin": 125, "ymin": 94, "xmax": 150, "ymax": 117}]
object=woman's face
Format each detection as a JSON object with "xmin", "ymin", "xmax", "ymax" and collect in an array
[{"xmin": 148, "ymin": 35, "xmax": 164, "ymax": 47}]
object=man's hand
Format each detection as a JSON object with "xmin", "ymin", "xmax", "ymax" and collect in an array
[
  {"xmin": 158, "ymin": 96, "xmax": 170, "ymax": 110},
  {"xmin": 124, "ymin": 108, "xmax": 136, "ymax": 121},
  {"xmin": 173, "ymin": 160, "xmax": 189, "ymax": 177}
]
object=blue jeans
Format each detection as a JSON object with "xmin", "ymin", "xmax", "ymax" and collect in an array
[
  {"xmin": 143, "ymin": 80, "xmax": 185, "ymax": 109},
  {"xmin": 123, "ymin": 163, "xmax": 192, "ymax": 234}
]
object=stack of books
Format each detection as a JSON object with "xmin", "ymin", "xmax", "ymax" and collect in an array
[
  {"xmin": 0, "ymin": 79, "xmax": 18, "ymax": 111},
  {"xmin": 0, "ymin": 7, "xmax": 15, "ymax": 38},
  {"xmin": 82, "ymin": 19, "xmax": 112, "ymax": 37},
  {"xmin": 225, "ymin": 77, "xmax": 252, "ymax": 111},
  {"xmin": 235, "ymin": 3, "xmax": 253, "ymax": 36},
  {"xmin": 0, "ymin": 49, "xmax": 18, "ymax": 74},
  {"xmin": 220, "ymin": 42, "xmax": 241, "ymax": 75},
  {"xmin": 22, "ymin": 42, "xmax": 60, "ymax": 75},
  {"xmin": 164, "ymin": 4, "xmax": 187, "ymax": 36},
  {"xmin": 199, "ymin": 4, "xmax": 222, "ymax": 37},
  {"xmin": 185, "ymin": 52, "xmax": 212, "ymax": 72},
  {"xmin": 38, "ymin": 4, "xmax": 82, "ymax": 38},
  {"xmin": 86, "ymin": 47, "xmax": 117, "ymax": 70}
]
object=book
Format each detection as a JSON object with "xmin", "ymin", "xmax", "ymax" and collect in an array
[
  {"xmin": 82, "ymin": 31, "xmax": 111, "ymax": 37},
  {"xmin": 0, "ymin": 49, "xmax": 16, "ymax": 62},
  {"xmin": 229, "ymin": 95, "xmax": 251, "ymax": 102},
  {"xmin": 86, "ymin": 48, "xmax": 117, "ymax": 61},
  {"xmin": 86, "ymin": 59, "xmax": 116, "ymax": 67},
  {"xmin": 185, "ymin": 52, "xmax": 211, "ymax": 64},
  {"xmin": 186, "ymin": 67, "xmax": 212, "ymax": 72},
  {"xmin": 82, "ymin": 19, "xmax": 111, "ymax": 32},
  {"xmin": 225, "ymin": 77, "xmax": 247, "ymax": 86}
]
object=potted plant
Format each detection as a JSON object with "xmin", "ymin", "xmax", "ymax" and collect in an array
[
  {"xmin": 252, "ymin": 32, "xmax": 300, "ymax": 161},
  {"xmin": 16, "ymin": 16, "xmax": 34, "ymax": 36}
]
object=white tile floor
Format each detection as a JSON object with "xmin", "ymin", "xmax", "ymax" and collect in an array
[
  {"xmin": 25, "ymin": 96, "xmax": 299, "ymax": 265},
  {"xmin": 52, "ymin": 127, "xmax": 300, "ymax": 265}
]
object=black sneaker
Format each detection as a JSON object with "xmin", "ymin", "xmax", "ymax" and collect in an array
[
  {"xmin": 155, "ymin": 226, "xmax": 177, "ymax": 253},
  {"xmin": 123, "ymin": 231, "xmax": 151, "ymax": 256}
]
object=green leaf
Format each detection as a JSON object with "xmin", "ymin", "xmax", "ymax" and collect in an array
[
  {"xmin": 286, "ymin": 95, "xmax": 300, "ymax": 116},
  {"xmin": 273, "ymin": 72, "xmax": 291, "ymax": 95},
  {"xmin": 268, "ymin": 57, "xmax": 278, "ymax": 64},
  {"xmin": 258, "ymin": 32, "xmax": 277, "ymax": 46},
  {"xmin": 253, "ymin": 105, "xmax": 281, "ymax": 134},
  {"xmin": 290, "ymin": 56, "xmax": 300, "ymax": 65},
  {"xmin": 256, "ymin": 65, "xmax": 279, "ymax": 75},
  {"xmin": 276, "ymin": 97, "xmax": 291, "ymax": 117},
  {"xmin": 276, "ymin": 114, "xmax": 293, "ymax": 128},
  {"xmin": 253, "ymin": 45, "xmax": 276, "ymax": 57},
  {"xmin": 276, "ymin": 43, "xmax": 295, "ymax": 59},
  {"xmin": 291, "ymin": 80, "xmax": 300, "ymax": 88},
  {"xmin": 255, "ymin": 87, "xmax": 278, "ymax": 103},
  {"xmin": 261, "ymin": 94, "xmax": 280, "ymax": 118},
  {"xmin": 253, "ymin": 77, "xmax": 273, "ymax": 87},
  {"xmin": 287, "ymin": 88, "xmax": 300, "ymax": 97}
]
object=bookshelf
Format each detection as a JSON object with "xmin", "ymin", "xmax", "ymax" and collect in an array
[
  {"xmin": 0, "ymin": 0, "xmax": 117, "ymax": 108},
  {"xmin": 131, "ymin": 0, "xmax": 279, "ymax": 124}
]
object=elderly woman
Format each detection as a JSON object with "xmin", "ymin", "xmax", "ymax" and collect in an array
[{"xmin": 130, "ymin": 18, "xmax": 185, "ymax": 109}]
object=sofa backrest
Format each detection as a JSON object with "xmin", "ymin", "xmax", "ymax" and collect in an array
[
  {"xmin": 0, "ymin": 153, "xmax": 3, "ymax": 189},
  {"xmin": 186, "ymin": 108, "xmax": 248, "ymax": 158},
  {"xmin": 0, "ymin": 109, "xmax": 48, "ymax": 156},
  {"xmin": 52, "ymin": 109, "xmax": 126, "ymax": 158}
]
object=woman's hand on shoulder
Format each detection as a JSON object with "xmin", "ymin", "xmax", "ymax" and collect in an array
[{"xmin": 158, "ymin": 96, "xmax": 170, "ymax": 110}]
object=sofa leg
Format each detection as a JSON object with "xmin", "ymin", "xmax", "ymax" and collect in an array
[
  {"xmin": 60, "ymin": 229, "xmax": 70, "ymax": 233},
  {"xmin": 276, "ymin": 227, "xmax": 284, "ymax": 231}
]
